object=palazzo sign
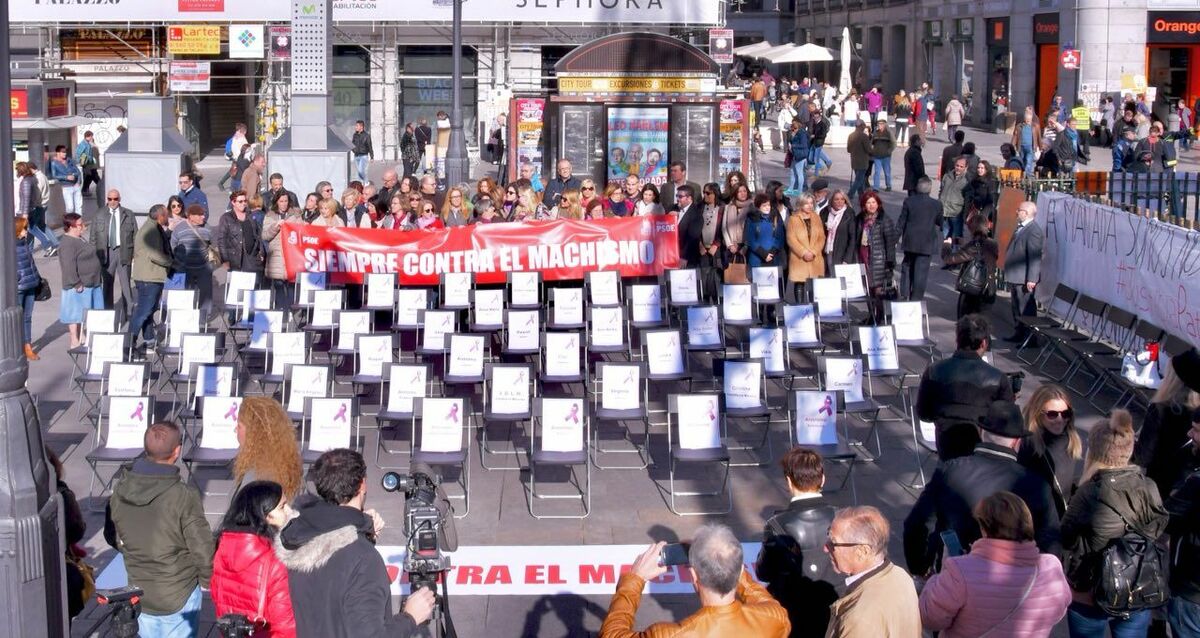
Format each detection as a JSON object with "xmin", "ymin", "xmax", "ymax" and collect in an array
[
  {"xmin": 1035, "ymin": 192, "xmax": 1200, "ymax": 348},
  {"xmin": 11, "ymin": 0, "xmax": 721, "ymax": 24}
]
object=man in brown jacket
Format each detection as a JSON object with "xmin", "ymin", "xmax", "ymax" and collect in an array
[
  {"xmin": 600, "ymin": 524, "xmax": 790, "ymax": 638},
  {"xmin": 825, "ymin": 506, "xmax": 921, "ymax": 637}
]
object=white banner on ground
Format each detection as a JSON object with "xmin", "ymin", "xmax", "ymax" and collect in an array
[{"xmin": 1036, "ymin": 192, "xmax": 1200, "ymax": 349}]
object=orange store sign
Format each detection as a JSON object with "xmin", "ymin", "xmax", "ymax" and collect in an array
[{"xmin": 1147, "ymin": 11, "xmax": 1200, "ymax": 44}]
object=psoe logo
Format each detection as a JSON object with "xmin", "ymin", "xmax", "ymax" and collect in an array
[
  {"xmin": 654, "ymin": 222, "xmax": 676, "ymax": 233},
  {"xmin": 287, "ymin": 231, "xmax": 298, "ymax": 245}
]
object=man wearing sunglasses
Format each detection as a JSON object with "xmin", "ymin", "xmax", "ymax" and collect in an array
[
  {"xmin": 90, "ymin": 188, "xmax": 137, "ymax": 325},
  {"xmin": 824, "ymin": 506, "xmax": 920, "ymax": 637},
  {"xmin": 213, "ymin": 190, "xmax": 265, "ymax": 275}
]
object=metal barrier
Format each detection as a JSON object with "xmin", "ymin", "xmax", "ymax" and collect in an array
[{"xmin": 1000, "ymin": 171, "xmax": 1200, "ymax": 226}]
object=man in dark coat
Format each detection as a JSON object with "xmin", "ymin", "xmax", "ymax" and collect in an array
[
  {"xmin": 542, "ymin": 158, "xmax": 582, "ymax": 209},
  {"xmin": 939, "ymin": 129, "xmax": 965, "ymax": 178},
  {"xmin": 902, "ymin": 135, "xmax": 927, "ymax": 195},
  {"xmin": 915, "ymin": 314, "xmax": 1015, "ymax": 460},
  {"xmin": 896, "ymin": 176, "xmax": 942, "ymax": 301},
  {"xmin": 1002, "ymin": 200, "xmax": 1044, "ymax": 343},
  {"xmin": 659, "ymin": 161, "xmax": 702, "ymax": 211},
  {"xmin": 903, "ymin": 400, "xmax": 1061, "ymax": 578},
  {"xmin": 90, "ymin": 188, "xmax": 138, "ymax": 326},
  {"xmin": 675, "ymin": 185, "xmax": 705, "ymax": 267},
  {"xmin": 276, "ymin": 449, "xmax": 434, "ymax": 638}
]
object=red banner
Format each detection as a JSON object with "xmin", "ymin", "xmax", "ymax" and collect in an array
[{"xmin": 280, "ymin": 215, "xmax": 680, "ymax": 285}]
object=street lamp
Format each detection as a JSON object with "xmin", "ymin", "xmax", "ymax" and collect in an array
[{"xmin": 445, "ymin": 0, "xmax": 470, "ymax": 187}]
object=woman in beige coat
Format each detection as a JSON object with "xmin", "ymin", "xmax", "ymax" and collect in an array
[
  {"xmin": 261, "ymin": 190, "xmax": 304, "ymax": 312},
  {"xmin": 786, "ymin": 193, "xmax": 826, "ymax": 302}
]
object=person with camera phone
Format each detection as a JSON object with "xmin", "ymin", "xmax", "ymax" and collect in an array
[{"xmin": 275, "ymin": 449, "xmax": 435, "ymax": 637}]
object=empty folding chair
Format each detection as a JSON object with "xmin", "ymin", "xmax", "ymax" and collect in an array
[
  {"xmin": 330, "ymin": 309, "xmax": 373, "ymax": 360},
  {"xmin": 527, "ymin": 397, "xmax": 591, "ymax": 519},
  {"xmin": 257, "ymin": 331, "xmax": 309, "ymax": 394},
  {"xmin": 70, "ymin": 309, "xmax": 118, "ymax": 376},
  {"xmin": 683, "ymin": 305, "xmax": 724, "ymax": 355},
  {"xmin": 591, "ymin": 361, "xmax": 650, "ymax": 469},
  {"xmin": 586, "ymin": 270, "xmax": 622, "ymax": 308},
  {"xmin": 540, "ymin": 330, "xmax": 586, "ymax": 392},
  {"xmin": 93, "ymin": 362, "xmax": 150, "ymax": 430},
  {"xmin": 393, "ymin": 288, "xmax": 431, "ymax": 339},
  {"xmin": 1059, "ymin": 306, "xmax": 1137, "ymax": 391},
  {"xmin": 363, "ymin": 272, "xmax": 397, "ymax": 312},
  {"xmin": 907, "ymin": 385, "xmax": 938, "ymax": 490},
  {"xmin": 1033, "ymin": 294, "xmax": 1109, "ymax": 377},
  {"xmin": 241, "ymin": 309, "xmax": 286, "ymax": 359},
  {"xmin": 501, "ymin": 309, "xmax": 542, "ymax": 359},
  {"xmin": 415, "ymin": 309, "xmax": 457, "ymax": 362},
  {"xmin": 480, "ymin": 363, "xmax": 535, "ymax": 470},
  {"xmin": 302, "ymin": 397, "xmax": 361, "ymax": 467},
  {"xmin": 586, "ymin": 305, "xmax": 630, "ymax": 360},
  {"xmin": 231, "ymin": 289, "xmax": 273, "ymax": 337},
  {"xmin": 85, "ymin": 395, "xmax": 154, "ymax": 503},
  {"xmin": 167, "ymin": 333, "xmax": 222, "ymax": 411},
  {"xmin": 412, "ymin": 397, "xmax": 472, "ymax": 518},
  {"xmin": 628, "ymin": 283, "xmax": 668, "ymax": 338},
  {"xmin": 375, "ymin": 363, "xmax": 432, "ymax": 469},
  {"xmin": 819, "ymin": 355, "xmax": 883, "ymax": 462},
  {"xmin": 1089, "ymin": 320, "xmax": 1167, "ymax": 411},
  {"xmin": 720, "ymin": 283, "xmax": 755, "ymax": 351},
  {"xmin": 750, "ymin": 326, "xmax": 794, "ymax": 391},
  {"xmin": 833, "ymin": 263, "xmax": 870, "ymax": 316},
  {"xmin": 182, "ymin": 395, "xmax": 243, "ymax": 493},
  {"xmin": 443, "ymin": 333, "xmax": 488, "ymax": 392},
  {"xmin": 664, "ymin": 393, "xmax": 732, "ymax": 516},
  {"xmin": 303, "ymin": 289, "xmax": 345, "ymax": 352},
  {"xmin": 76, "ymin": 333, "xmax": 129, "ymax": 421},
  {"xmin": 1013, "ymin": 284, "xmax": 1079, "ymax": 364},
  {"xmin": 547, "ymin": 287, "xmax": 586, "ymax": 331},
  {"xmin": 156, "ymin": 307, "xmax": 202, "ymax": 374},
  {"xmin": 508, "ymin": 271, "xmax": 542, "ymax": 311},
  {"xmin": 469, "ymin": 288, "xmax": 506, "ymax": 334},
  {"xmin": 886, "ymin": 301, "xmax": 941, "ymax": 363},
  {"xmin": 851, "ymin": 324, "xmax": 913, "ymax": 411},
  {"xmin": 750, "ymin": 266, "xmax": 783, "ymax": 324},
  {"xmin": 716, "ymin": 358, "xmax": 773, "ymax": 466},
  {"xmin": 782, "ymin": 303, "xmax": 824, "ymax": 386},
  {"xmin": 439, "ymin": 272, "xmax": 473, "ymax": 311},
  {"xmin": 282, "ymin": 363, "xmax": 333, "ymax": 422},
  {"xmin": 665, "ymin": 268, "xmax": 702, "ymax": 312},
  {"xmin": 177, "ymin": 362, "xmax": 240, "ymax": 438},
  {"xmin": 351, "ymin": 333, "xmax": 396, "ymax": 411},
  {"xmin": 223, "ymin": 270, "xmax": 259, "ymax": 331},
  {"xmin": 790, "ymin": 390, "xmax": 858, "ymax": 502},
  {"xmin": 642, "ymin": 328, "xmax": 694, "ymax": 408},
  {"xmin": 292, "ymin": 272, "xmax": 327, "ymax": 318}
]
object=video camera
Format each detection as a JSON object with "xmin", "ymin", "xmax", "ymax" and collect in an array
[
  {"xmin": 381, "ymin": 469, "xmax": 455, "ymax": 593},
  {"xmin": 217, "ymin": 613, "xmax": 268, "ymax": 637},
  {"xmin": 94, "ymin": 586, "xmax": 144, "ymax": 638}
]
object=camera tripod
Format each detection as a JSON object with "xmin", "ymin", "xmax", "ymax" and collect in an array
[{"xmin": 414, "ymin": 573, "xmax": 458, "ymax": 638}]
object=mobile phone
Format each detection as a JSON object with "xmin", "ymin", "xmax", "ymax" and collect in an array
[
  {"xmin": 660, "ymin": 543, "xmax": 690, "ymax": 567},
  {"xmin": 940, "ymin": 530, "xmax": 965, "ymax": 558}
]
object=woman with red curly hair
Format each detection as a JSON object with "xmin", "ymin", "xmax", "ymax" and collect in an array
[{"xmin": 234, "ymin": 397, "xmax": 303, "ymax": 501}]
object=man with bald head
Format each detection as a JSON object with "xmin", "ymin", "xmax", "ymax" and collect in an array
[
  {"xmin": 91, "ymin": 188, "xmax": 137, "ymax": 325},
  {"xmin": 420, "ymin": 173, "xmax": 446, "ymax": 211},
  {"xmin": 1002, "ymin": 201, "xmax": 1044, "ymax": 343},
  {"xmin": 105, "ymin": 419, "xmax": 214, "ymax": 636},
  {"xmin": 372, "ymin": 168, "xmax": 400, "ymax": 212}
]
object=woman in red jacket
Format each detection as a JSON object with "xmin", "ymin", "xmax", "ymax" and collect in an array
[{"xmin": 210, "ymin": 481, "xmax": 297, "ymax": 637}]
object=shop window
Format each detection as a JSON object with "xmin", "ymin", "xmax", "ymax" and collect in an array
[
  {"xmin": 669, "ymin": 105, "xmax": 717, "ymax": 186},
  {"xmin": 541, "ymin": 46, "xmax": 574, "ymax": 92},
  {"xmin": 400, "ymin": 47, "xmax": 479, "ymax": 146}
]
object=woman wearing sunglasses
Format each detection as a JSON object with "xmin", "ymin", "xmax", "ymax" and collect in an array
[
  {"xmin": 1019, "ymin": 384, "xmax": 1082, "ymax": 515},
  {"xmin": 415, "ymin": 199, "xmax": 445, "ymax": 231}
]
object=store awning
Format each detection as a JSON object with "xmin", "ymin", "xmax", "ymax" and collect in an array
[
  {"xmin": 733, "ymin": 41, "xmax": 775, "ymax": 57},
  {"xmin": 769, "ymin": 43, "xmax": 837, "ymax": 64}
]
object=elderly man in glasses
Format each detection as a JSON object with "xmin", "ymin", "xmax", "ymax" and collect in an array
[
  {"xmin": 90, "ymin": 188, "xmax": 138, "ymax": 326},
  {"xmin": 824, "ymin": 506, "xmax": 921, "ymax": 637}
]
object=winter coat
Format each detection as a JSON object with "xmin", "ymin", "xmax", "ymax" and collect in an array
[
  {"xmin": 179, "ymin": 186, "xmax": 210, "ymax": 218},
  {"xmin": 1136, "ymin": 401, "xmax": 1199, "ymax": 500},
  {"xmin": 1018, "ymin": 429, "xmax": 1079, "ymax": 517},
  {"xmin": 131, "ymin": 220, "xmax": 173, "ymax": 284},
  {"xmin": 276, "ymin": 500, "xmax": 418, "ymax": 638},
  {"xmin": 744, "ymin": 208, "xmax": 785, "ymax": 268},
  {"xmin": 17, "ymin": 174, "xmax": 37, "ymax": 216},
  {"xmin": 211, "ymin": 530, "xmax": 297, "ymax": 637},
  {"xmin": 821, "ymin": 206, "xmax": 859, "ymax": 268},
  {"xmin": 902, "ymin": 146, "xmax": 927, "ymax": 193},
  {"xmin": 856, "ymin": 213, "xmax": 897, "ymax": 291},
  {"xmin": 945, "ymin": 99, "xmax": 965, "ymax": 126},
  {"xmin": 915, "ymin": 351, "xmax": 1014, "ymax": 434},
  {"xmin": 58, "ymin": 234, "xmax": 103, "ymax": 289},
  {"xmin": 789, "ymin": 127, "xmax": 811, "ymax": 161},
  {"xmin": 214, "ymin": 211, "xmax": 265, "ymax": 273},
  {"xmin": 864, "ymin": 90, "xmax": 884, "ymax": 113},
  {"xmin": 919, "ymin": 539, "xmax": 1071, "ymax": 638},
  {"xmin": 808, "ymin": 116, "xmax": 830, "ymax": 147},
  {"xmin": 1012, "ymin": 121, "xmax": 1042, "ymax": 149},
  {"xmin": 785, "ymin": 212, "xmax": 826, "ymax": 283},
  {"xmin": 1166, "ymin": 461, "xmax": 1200, "ymax": 605},
  {"xmin": 1061, "ymin": 466, "xmax": 1167, "ymax": 600},
  {"xmin": 825, "ymin": 562, "xmax": 921, "ymax": 638},
  {"xmin": 262, "ymin": 212, "xmax": 304, "ymax": 281},
  {"xmin": 351, "ymin": 130, "xmax": 374, "ymax": 157},
  {"xmin": 896, "ymin": 194, "xmax": 942, "ymax": 256},
  {"xmin": 939, "ymin": 171, "xmax": 970, "ymax": 219},
  {"xmin": 847, "ymin": 128, "xmax": 872, "ymax": 170},
  {"xmin": 16, "ymin": 235, "xmax": 40, "ymax": 293},
  {"xmin": 103, "ymin": 458, "xmax": 214, "ymax": 615},
  {"xmin": 962, "ymin": 175, "xmax": 999, "ymax": 222},
  {"xmin": 757, "ymin": 496, "xmax": 839, "ymax": 637},
  {"xmin": 870, "ymin": 128, "xmax": 896, "ymax": 159},
  {"xmin": 49, "ymin": 157, "xmax": 81, "ymax": 184}
]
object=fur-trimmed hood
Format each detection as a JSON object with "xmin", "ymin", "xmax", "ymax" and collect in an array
[{"xmin": 274, "ymin": 500, "xmax": 372, "ymax": 573}]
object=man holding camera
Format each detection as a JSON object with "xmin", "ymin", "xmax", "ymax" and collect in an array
[
  {"xmin": 275, "ymin": 449, "xmax": 434, "ymax": 637},
  {"xmin": 599, "ymin": 523, "xmax": 790, "ymax": 637}
]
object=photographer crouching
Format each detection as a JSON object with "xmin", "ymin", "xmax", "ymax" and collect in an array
[{"xmin": 275, "ymin": 448, "xmax": 435, "ymax": 637}]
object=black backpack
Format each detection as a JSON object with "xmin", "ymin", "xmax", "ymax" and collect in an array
[
  {"xmin": 1053, "ymin": 132, "xmax": 1079, "ymax": 171},
  {"xmin": 954, "ymin": 244, "xmax": 991, "ymax": 297},
  {"xmin": 1092, "ymin": 498, "xmax": 1170, "ymax": 618}
]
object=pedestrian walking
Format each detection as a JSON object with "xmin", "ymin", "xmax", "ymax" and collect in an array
[
  {"xmin": 91, "ymin": 189, "xmax": 137, "ymax": 326},
  {"xmin": 14, "ymin": 217, "xmax": 42, "ymax": 360},
  {"xmin": 75, "ymin": 131, "xmax": 101, "ymax": 199},
  {"xmin": 870, "ymin": 120, "xmax": 896, "ymax": 191},
  {"xmin": 50, "ymin": 144, "xmax": 83, "ymax": 215},
  {"xmin": 128, "ymin": 205, "xmax": 173, "ymax": 352},
  {"xmin": 896, "ymin": 176, "xmax": 941, "ymax": 301},
  {"xmin": 945, "ymin": 95, "xmax": 966, "ymax": 141},
  {"xmin": 351, "ymin": 119, "xmax": 373, "ymax": 182},
  {"xmin": 58, "ymin": 214, "xmax": 104, "ymax": 350}
]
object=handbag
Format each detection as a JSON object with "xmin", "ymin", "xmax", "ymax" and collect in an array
[
  {"xmin": 185, "ymin": 222, "xmax": 222, "ymax": 268},
  {"xmin": 35, "ymin": 277, "xmax": 52, "ymax": 302},
  {"xmin": 784, "ymin": 150, "xmax": 793, "ymax": 167},
  {"xmin": 724, "ymin": 253, "xmax": 749, "ymax": 284}
]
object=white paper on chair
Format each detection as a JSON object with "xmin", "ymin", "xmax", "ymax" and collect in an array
[
  {"xmin": 544, "ymin": 332, "xmax": 580, "ymax": 377},
  {"xmin": 396, "ymin": 289, "xmax": 428, "ymax": 326},
  {"xmin": 287, "ymin": 366, "xmax": 329, "ymax": 413},
  {"xmin": 448, "ymin": 335, "xmax": 484, "ymax": 377},
  {"xmin": 507, "ymin": 310, "xmax": 540, "ymax": 351},
  {"xmin": 107, "ymin": 396, "xmax": 151, "ymax": 449},
  {"xmin": 919, "ymin": 418, "xmax": 937, "ymax": 445},
  {"xmin": 677, "ymin": 395, "xmax": 722, "ymax": 450},
  {"xmin": 473, "ymin": 290, "xmax": 504, "ymax": 327},
  {"xmin": 511, "ymin": 272, "xmax": 540, "ymax": 307},
  {"xmin": 589, "ymin": 271, "xmax": 620, "ymax": 306},
  {"xmin": 824, "ymin": 359, "xmax": 864, "ymax": 403},
  {"xmin": 249, "ymin": 311, "xmax": 284, "ymax": 350},
  {"xmin": 386, "ymin": 365, "xmax": 426, "ymax": 413},
  {"xmin": 686, "ymin": 307, "xmax": 721, "ymax": 347},
  {"xmin": 553, "ymin": 289, "xmax": 584, "ymax": 326},
  {"xmin": 723, "ymin": 360, "xmax": 762, "ymax": 409},
  {"xmin": 88, "ymin": 334, "xmax": 125, "ymax": 376},
  {"xmin": 337, "ymin": 312, "xmax": 371, "ymax": 350},
  {"xmin": 106, "ymin": 363, "xmax": 145, "ymax": 397},
  {"xmin": 298, "ymin": 272, "xmax": 327, "ymax": 306},
  {"xmin": 783, "ymin": 304, "xmax": 818, "ymax": 345},
  {"xmin": 645, "ymin": 331, "xmax": 684, "ymax": 376},
  {"xmin": 490, "ymin": 366, "xmax": 530, "ymax": 415},
  {"xmin": 164, "ymin": 289, "xmax": 196, "ymax": 311},
  {"xmin": 239, "ymin": 289, "xmax": 272, "ymax": 323},
  {"xmin": 794, "ymin": 391, "xmax": 839, "ymax": 445},
  {"xmin": 195, "ymin": 365, "xmax": 233, "ymax": 398},
  {"xmin": 812, "ymin": 278, "xmax": 845, "ymax": 318},
  {"xmin": 225, "ymin": 271, "xmax": 257, "ymax": 306},
  {"xmin": 630, "ymin": 285, "xmax": 662, "ymax": 324},
  {"xmin": 540, "ymin": 398, "xmax": 584, "ymax": 453},
  {"xmin": 890, "ymin": 302, "xmax": 924, "ymax": 341},
  {"xmin": 180, "ymin": 335, "xmax": 216, "ymax": 376},
  {"xmin": 270, "ymin": 333, "xmax": 306, "ymax": 375},
  {"xmin": 357, "ymin": 335, "xmax": 393, "ymax": 377},
  {"xmin": 168, "ymin": 309, "xmax": 201, "ymax": 348},
  {"xmin": 364, "ymin": 273, "xmax": 394, "ymax": 309},
  {"xmin": 601, "ymin": 365, "xmax": 641, "ymax": 410},
  {"xmin": 201, "ymin": 396, "xmax": 241, "ymax": 449},
  {"xmin": 85, "ymin": 310, "xmax": 117, "ymax": 336},
  {"xmin": 722, "ymin": 284, "xmax": 752, "ymax": 322},
  {"xmin": 311, "ymin": 290, "xmax": 342, "ymax": 327},
  {"xmin": 752, "ymin": 267, "xmax": 781, "ymax": 302},
  {"xmin": 858, "ymin": 326, "xmax": 900, "ymax": 371},
  {"xmin": 422, "ymin": 311, "xmax": 455, "ymax": 351},
  {"xmin": 590, "ymin": 306, "xmax": 623, "ymax": 347},
  {"xmin": 421, "ymin": 398, "xmax": 464, "ymax": 453},
  {"xmin": 749, "ymin": 328, "xmax": 786, "ymax": 374},
  {"xmin": 443, "ymin": 272, "xmax": 472, "ymax": 307},
  {"xmin": 834, "ymin": 264, "xmax": 867, "ymax": 300},
  {"xmin": 668, "ymin": 269, "xmax": 699, "ymax": 305},
  {"xmin": 308, "ymin": 398, "xmax": 353, "ymax": 452}
]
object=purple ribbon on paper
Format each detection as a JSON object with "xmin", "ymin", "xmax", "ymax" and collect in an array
[
  {"xmin": 468, "ymin": 340, "xmax": 480, "ymax": 353},
  {"xmin": 223, "ymin": 402, "xmax": 240, "ymax": 420},
  {"xmin": 130, "ymin": 401, "xmax": 145, "ymax": 421},
  {"xmin": 818, "ymin": 395, "xmax": 834, "ymax": 416},
  {"xmin": 525, "ymin": 315, "xmax": 536, "ymax": 327},
  {"xmin": 447, "ymin": 403, "xmax": 460, "ymax": 423},
  {"xmin": 707, "ymin": 400, "xmax": 717, "ymax": 421},
  {"xmin": 623, "ymin": 370, "xmax": 636, "ymax": 385},
  {"xmin": 334, "ymin": 402, "xmax": 348, "ymax": 422},
  {"xmin": 567, "ymin": 403, "xmax": 580, "ymax": 424},
  {"xmin": 410, "ymin": 372, "xmax": 423, "ymax": 384}
]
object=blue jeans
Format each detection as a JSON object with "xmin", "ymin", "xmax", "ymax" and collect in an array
[
  {"xmin": 789, "ymin": 158, "xmax": 807, "ymax": 192},
  {"xmin": 137, "ymin": 585, "xmax": 201, "ymax": 638},
  {"xmin": 1067, "ymin": 602, "xmax": 1150, "ymax": 638},
  {"xmin": 1171, "ymin": 597, "xmax": 1200, "ymax": 638},
  {"xmin": 808, "ymin": 146, "xmax": 832, "ymax": 171},
  {"xmin": 848, "ymin": 169, "xmax": 868, "ymax": 199},
  {"xmin": 19, "ymin": 290, "xmax": 35, "ymax": 344},
  {"xmin": 354, "ymin": 154, "xmax": 370, "ymax": 182},
  {"xmin": 942, "ymin": 215, "xmax": 964, "ymax": 239},
  {"xmin": 129, "ymin": 281, "xmax": 164, "ymax": 345},
  {"xmin": 872, "ymin": 156, "xmax": 892, "ymax": 189},
  {"xmin": 1020, "ymin": 145, "xmax": 1035, "ymax": 174},
  {"xmin": 27, "ymin": 206, "xmax": 59, "ymax": 250}
]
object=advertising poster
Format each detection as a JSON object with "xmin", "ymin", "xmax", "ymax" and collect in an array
[
  {"xmin": 514, "ymin": 98, "xmax": 546, "ymax": 182},
  {"xmin": 268, "ymin": 26, "xmax": 291, "ymax": 59},
  {"xmin": 607, "ymin": 107, "xmax": 669, "ymax": 186},
  {"xmin": 719, "ymin": 99, "xmax": 747, "ymax": 179}
]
